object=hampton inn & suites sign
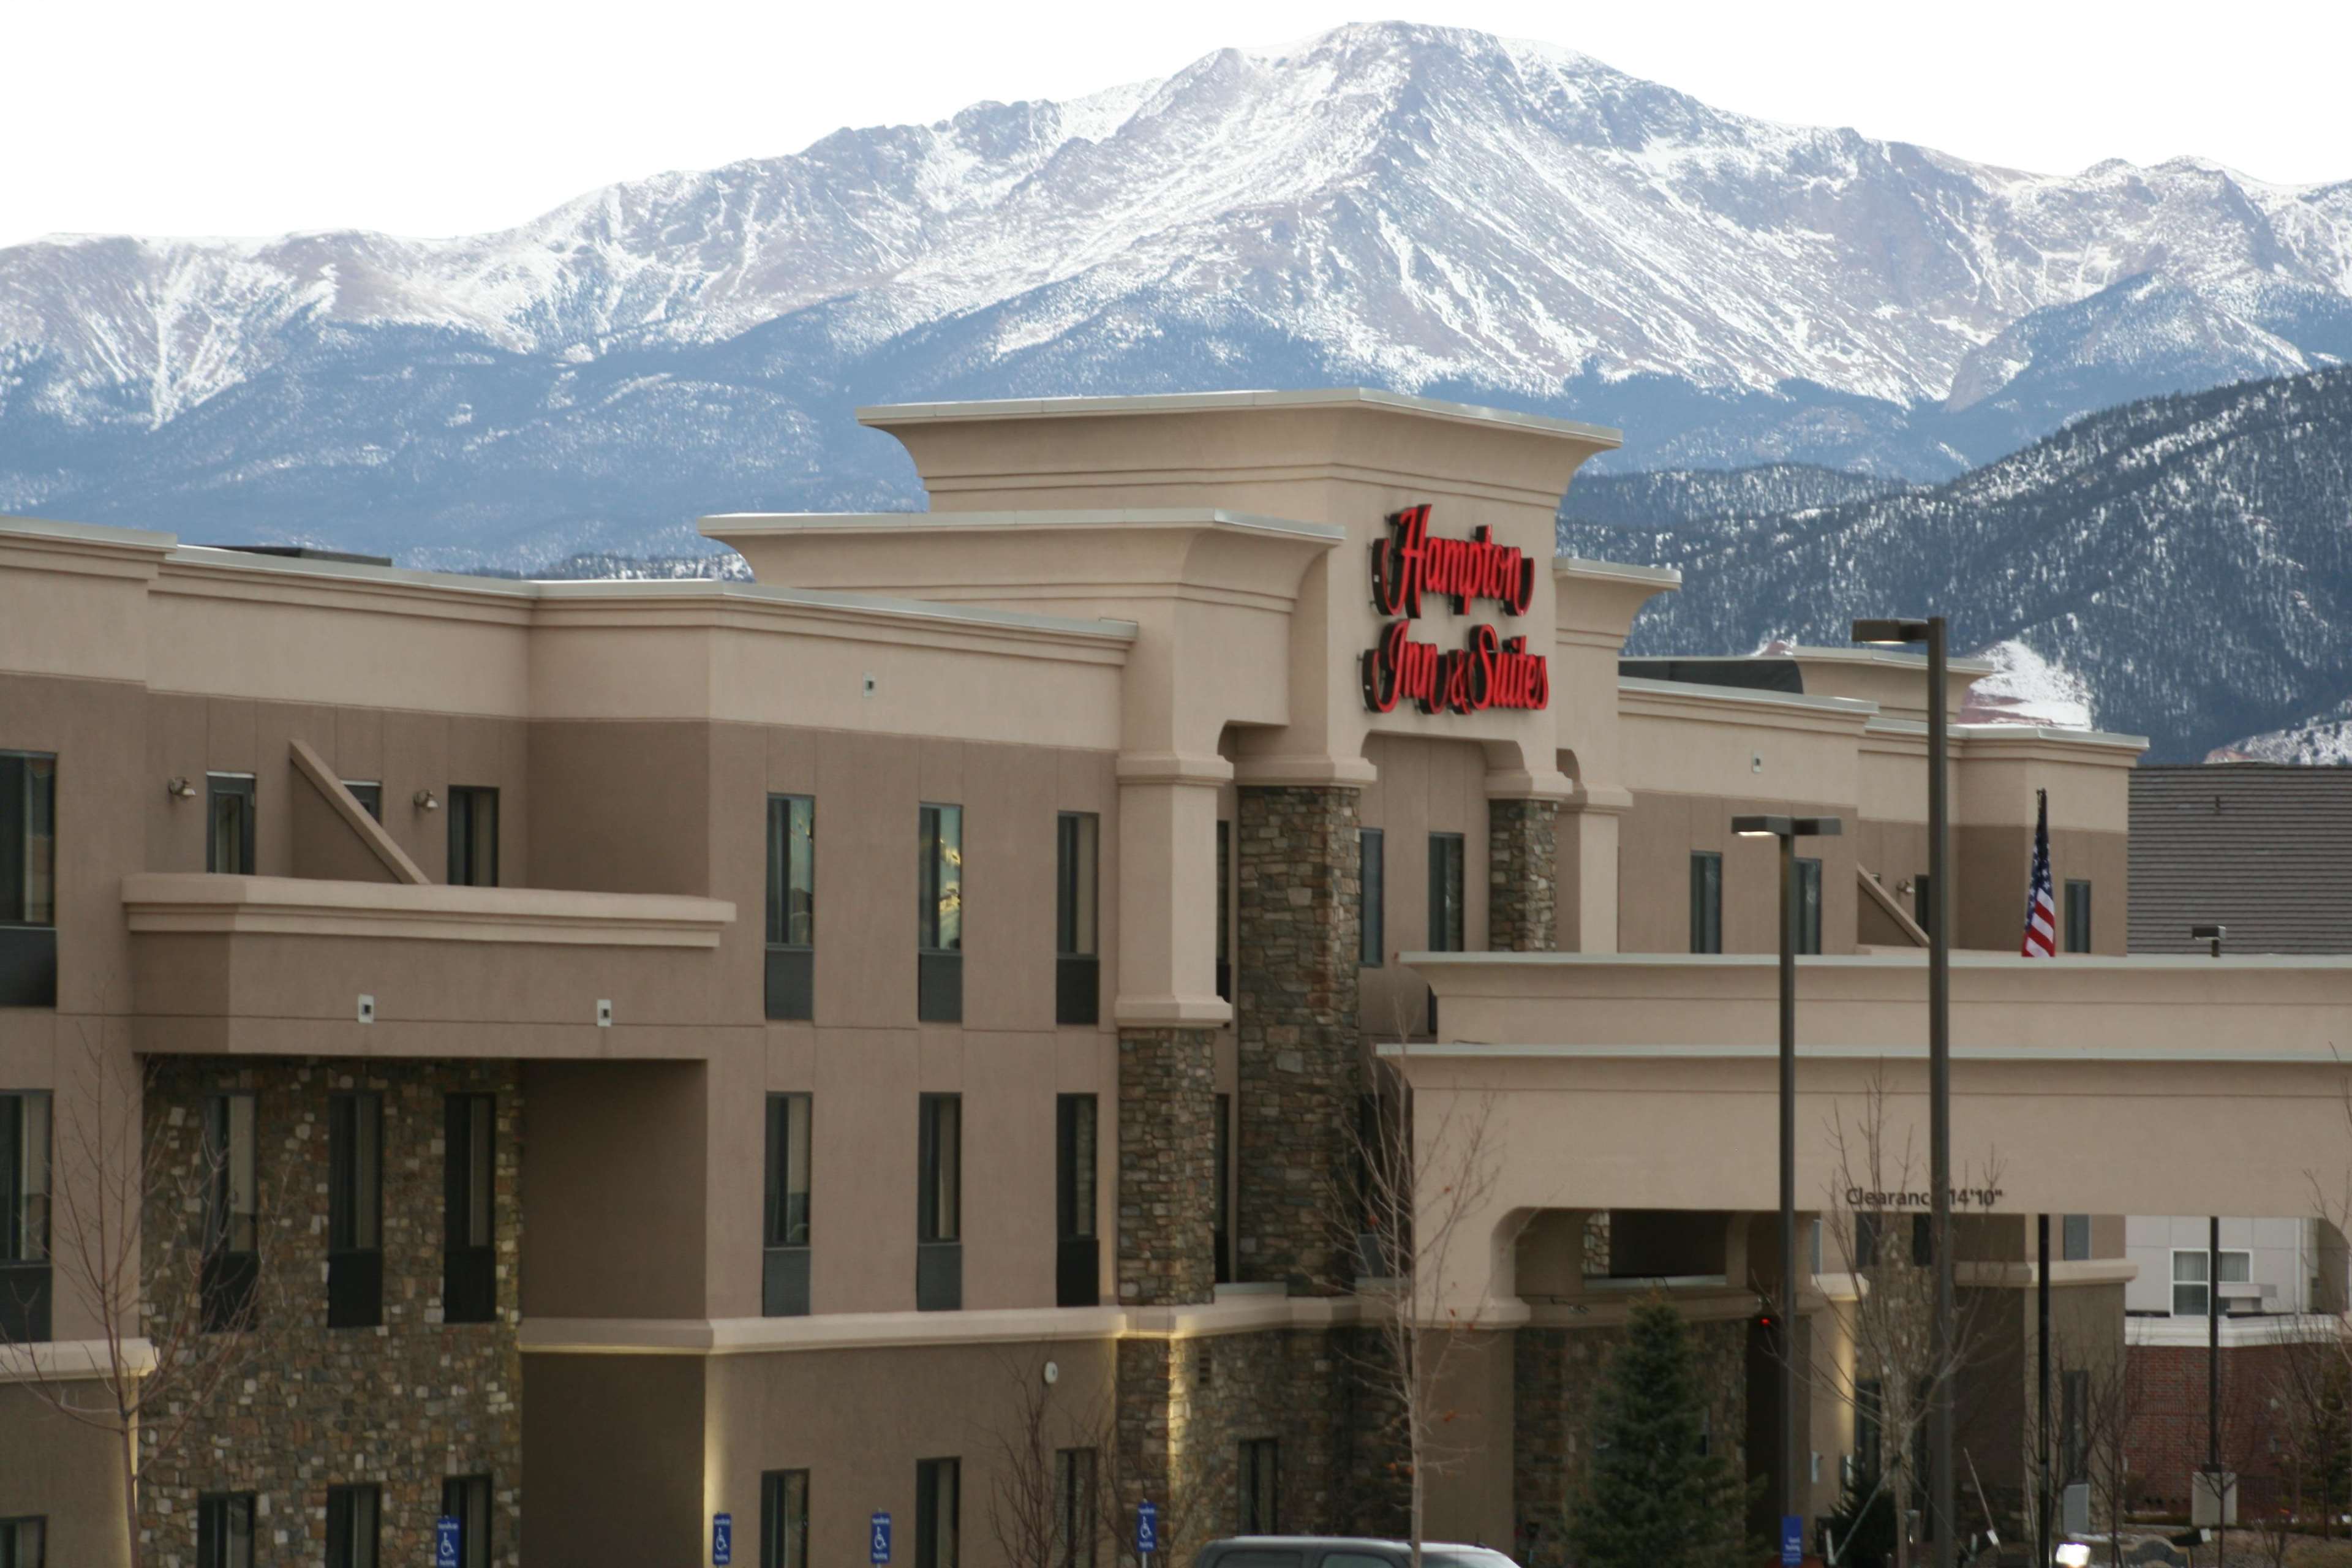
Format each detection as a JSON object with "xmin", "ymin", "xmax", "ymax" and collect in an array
[{"xmin": 1359, "ymin": 503, "xmax": 1549, "ymax": 715}]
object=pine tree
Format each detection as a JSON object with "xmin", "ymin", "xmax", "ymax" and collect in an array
[{"xmin": 1567, "ymin": 1298, "xmax": 1753, "ymax": 1568}]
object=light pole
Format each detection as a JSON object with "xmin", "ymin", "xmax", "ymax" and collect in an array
[
  {"xmin": 1852, "ymin": 614, "xmax": 1953, "ymax": 1568},
  {"xmin": 1732, "ymin": 810, "xmax": 1842, "ymax": 1551}
]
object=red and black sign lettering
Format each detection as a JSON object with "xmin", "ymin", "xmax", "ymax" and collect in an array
[
  {"xmin": 1368, "ymin": 503, "xmax": 1534, "ymax": 619},
  {"xmin": 1360, "ymin": 503, "xmax": 1548, "ymax": 715}
]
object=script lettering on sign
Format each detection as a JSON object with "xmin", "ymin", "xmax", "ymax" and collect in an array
[{"xmin": 1361, "ymin": 503, "xmax": 1548, "ymax": 715}]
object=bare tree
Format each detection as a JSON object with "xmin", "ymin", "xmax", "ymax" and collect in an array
[
  {"xmin": 2015, "ymin": 1331, "xmax": 2146, "ymax": 1568},
  {"xmin": 0, "ymin": 1029, "xmax": 276, "ymax": 1568},
  {"xmin": 2266, "ymin": 1313, "xmax": 2352, "ymax": 1538},
  {"xmin": 981, "ymin": 1349, "xmax": 1210, "ymax": 1568}
]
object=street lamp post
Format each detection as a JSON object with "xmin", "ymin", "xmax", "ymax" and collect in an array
[
  {"xmin": 1732, "ymin": 811, "xmax": 1842, "ymax": 1550},
  {"xmin": 1852, "ymin": 614, "xmax": 1953, "ymax": 1568}
]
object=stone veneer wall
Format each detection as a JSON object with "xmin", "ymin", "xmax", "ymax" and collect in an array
[
  {"xmin": 1234, "ymin": 785, "xmax": 1362, "ymax": 1294},
  {"xmin": 1116, "ymin": 1027, "xmax": 1218, "ymax": 1305},
  {"xmin": 1487, "ymin": 799, "xmax": 1559, "ymax": 953},
  {"xmin": 1513, "ymin": 1314, "xmax": 1749, "ymax": 1567},
  {"xmin": 141, "ymin": 1057, "xmax": 522, "ymax": 1568}
]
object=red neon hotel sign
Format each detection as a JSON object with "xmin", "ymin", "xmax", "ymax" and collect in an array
[{"xmin": 1360, "ymin": 503, "xmax": 1549, "ymax": 715}]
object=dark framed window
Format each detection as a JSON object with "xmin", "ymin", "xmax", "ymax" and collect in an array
[
  {"xmin": 2060, "ymin": 1368, "xmax": 2089, "ymax": 1484},
  {"xmin": 197, "ymin": 1493, "xmax": 255, "ymax": 1568},
  {"xmin": 2172, "ymin": 1248, "xmax": 2250, "ymax": 1317},
  {"xmin": 1853, "ymin": 1213, "xmax": 1882, "ymax": 1270},
  {"xmin": 915, "ymin": 1457, "xmax": 960, "ymax": 1568},
  {"xmin": 0, "ymin": 1517, "xmax": 43, "ymax": 1568},
  {"xmin": 325, "ymin": 1483, "xmax": 380, "ymax": 1568},
  {"xmin": 1796, "ymin": 857, "xmax": 1823, "ymax": 956},
  {"xmin": 1359, "ymin": 828, "xmax": 1385, "ymax": 967},
  {"xmin": 1910, "ymin": 1213, "xmax": 1933, "ymax": 1267},
  {"xmin": 766, "ymin": 795, "xmax": 815, "ymax": 1021},
  {"xmin": 1853, "ymin": 1380, "xmax": 1883, "ymax": 1480},
  {"xmin": 761, "ymin": 1469, "xmax": 809, "ymax": 1568},
  {"xmin": 342, "ymin": 781, "xmax": 382, "ymax": 821},
  {"xmin": 2062, "ymin": 1213, "xmax": 2091, "ymax": 1262},
  {"xmin": 1056, "ymin": 1095, "xmax": 1098, "ymax": 1307},
  {"xmin": 1689, "ymin": 851, "xmax": 1722, "ymax": 954},
  {"xmin": 1055, "ymin": 813, "xmax": 1099, "ymax": 1026},
  {"xmin": 2064, "ymin": 880, "xmax": 2092, "ymax": 954},
  {"xmin": 1213, "ymin": 1092, "xmax": 1232, "ymax": 1286},
  {"xmin": 1237, "ymin": 1437, "xmax": 1280, "ymax": 1534},
  {"xmin": 205, "ymin": 774, "xmax": 255, "ymax": 875},
  {"xmin": 447, "ymin": 786, "xmax": 498, "ymax": 886},
  {"xmin": 1427, "ymin": 832, "xmax": 1464, "ymax": 1034},
  {"xmin": 918, "ymin": 805, "xmax": 963, "ymax": 1023},
  {"xmin": 0, "ymin": 752, "xmax": 56, "ymax": 1010},
  {"xmin": 763, "ymin": 1093, "xmax": 812, "ymax": 1317},
  {"xmin": 1913, "ymin": 872, "xmax": 1933, "ymax": 937},
  {"xmin": 441, "ymin": 1475, "xmax": 491, "ymax": 1568},
  {"xmin": 200, "ymin": 1092, "xmax": 257, "ymax": 1333},
  {"xmin": 0, "ymin": 1092, "xmax": 50, "ymax": 1342},
  {"xmin": 328, "ymin": 1091, "xmax": 383, "ymax": 1329},
  {"xmin": 444, "ymin": 1095, "xmax": 496, "ymax": 1324},
  {"xmin": 918, "ymin": 1095, "xmax": 962, "ymax": 1311},
  {"xmin": 1055, "ymin": 1449, "xmax": 1096, "ymax": 1568},
  {"xmin": 1215, "ymin": 820, "xmax": 1232, "ymax": 1001}
]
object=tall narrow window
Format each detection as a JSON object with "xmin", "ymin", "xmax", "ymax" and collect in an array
[
  {"xmin": 0, "ymin": 752, "xmax": 56, "ymax": 1009},
  {"xmin": 763, "ymin": 1093, "xmax": 812, "ymax": 1317},
  {"xmin": 325, "ymin": 1484, "xmax": 380, "ymax": 1568},
  {"xmin": 342, "ymin": 781, "xmax": 383, "ymax": 821},
  {"xmin": 328, "ymin": 1091, "xmax": 383, "ymax": 1329},
  {"xmin": 441, "ymin": 1475, "xmax": 491, "ymax": 1568},
  {"xmin": 2060, "ymin": 1368, "xmax": 2089, "ymax": 1484},
  {"xmin": 1796, "ymin": 858, "xmax": 1823, "ymax": 956},
  {"xmin": 1689, "ymin": 851, "xmax": 1722, "ymax": 954},
  {"xmin": 1213, "ymin": 1092, "xmax": 1232, "ymax": 1286},
  {"xmin": 1056, "ymin": 1095, "xmax": 1098, "ymax": 1307},
  {"xmin": 2062, "ymin": 1213, "xmax": 2092, "ymax": 1262},
  {"xmin": 1912, "ymin": 872, "xmax": 1933, "ymax": 937},
  {"xmin": 1237, "ymin": 1438, "xmax": 1280, "ymax": 1534},
  {"xmin": 200, "ymin": 1092, "xmax": 257, "ymax": 1333},
  {"xmin": 0, "ymin": 1093, "xmax": 50, "ymax": 1342},
  {"xmin": 1359, "ymin": 828, "xmax": 1385, "ymax": 967},
  {"xmin": 1426, "ymin": 832, "xmax": 1464, "ymax": 1034},
  {"xmin": 1055, "ymin": 813, "xmax": 1099, "ymax": 1026},
  {"xmin": 915, "ymin": 1457, "xmax": 960, "ymax": 1568},
  {"xmin": 765, "ymin": 795, "xmax": 815, "ymax": 1022},
  {"xmin": 761, "ymin": 1470, "xmax": 809, "ymax": 1568},
  {"xmin": 918, "ymin": 1095, "xmax": 962, "ymax": 1311},
  {"xmin": 2064, "ymin": 880, "xmax": 2092, "ymax": 954},
  {"xmin": 197, "ymin": 1493, "xmax": 255, "ymax": 1568},
  {"xmin": 0, "ymin": 1517, "xmax": 44, "ymax": 1568},
  {"xmin": 1853, "ymin": 1379, "xmax": 1884, "ymax": 1479},
  {"xmin": 205, "ymin": 774, "xmax": 255, "ymax": 875},
  {"xmin": 443, "ymin": 1095, "xmax": 496, "ymax": 1324},
  {"xmin": 447, "ymin": 786, "xmax": 499, "ymax": 886},
  {"xmin": 1054, "ymin": 1449, "xmax": 1097, "ymax": 1568},
  {"xmin": 1215, "ymin": 820, "xmax": 1232, "ymax": 1001},
  {"xmin": 918, "ymin": 805, "xmax": 964, "ymax": 1023}
]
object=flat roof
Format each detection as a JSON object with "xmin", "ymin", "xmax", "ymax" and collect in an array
[
  {"xmin": 699, "ymin": 507, "xmax": 1344, "ymax": 544},
  {"xmin": 856, "ymin": 386, "xmax": 1624, "ymax": 448}
]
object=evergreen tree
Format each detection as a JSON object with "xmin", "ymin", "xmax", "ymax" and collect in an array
[
  {"xmin": 1821, "ymin": 1468, "xmax": 1895, "ymax": 1568},
  {"xmin": 1567, "ymin": 1298, "xmax": 1752, "ymax": 1568}
]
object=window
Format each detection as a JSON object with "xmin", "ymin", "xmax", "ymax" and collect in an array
[
  {"xmin": 2064, "ymin": 880, "xmax": 2092, "ymax": 954},
  {"xmin": 206, "ymin": 773, "xmax": 255, "ymax": 875},
  {"xmin": 1853, "ymin": 1380, "xmax": 1884, "ymax": 1479},
  {"xmin": 915, "ymin": 1458, "xmax": 959, "ymax": 1568},
  {"xmin": 1215, "ymin": 821, "xmax": 1232, "ymax": 1001},
  {"xmin": 2060, "ymin": 1368, "xmax": 2089, "ymax": 1485},
  {"xmin": 326, "ymin": 1484, "xmax": 380, "ymax": 1568},
  {"xmin": 765, "ymin": 794, "xmax": 815, "ymax": 1021},
  {"xmin": 441, "ymin": 1475, "xmax": 491, "ymax": 1568},
  {"xmin": 918, "ymin": 805, "xmax": 964, "ymax": 1023},
  {"xmin": 1360, "ymin": 827, "xmax": 1385, "ymax": 967},
  {"xmin": 2172, "ymin": 1248, "xmax": 2252, "ymax": 1317},
  {"xmin": 1853, "ymin": 1213, "xmax": 1882, "ymax": 1271},
  {"xmin": 1910, "ymin": 1213, "xmax": 1933, "ymax": 1267},
  {"xmin": 0, "ymin": 753, "xmax": 56, "ymax": 1009},
  {"xmin": 1213, "ymin": 1093, "xmax": 1232, "ymax": 1286},
  {"xmin": 918, "ymin": 1095, "xmax": 962, "ymax": 1311},
  {"xmin": 1796, "ymin": 857, "xmax": 1823, "ymax": 955},
  {"xmin": 2062, "ymin": 1213, "xmax": 2091, "ymax": 1262},
  {"xmin": 0, "ymin": 1093, "xmax": 50, "ymax": 1341},
  {"xmin": 1913, "ymin": 872, "xmax": 1933, "ymax": 938},
  {"xmin": 197, "ymin": 1493, "xmax": 255, "ymax": 1568},
  {"xmin": 328, "ymin": 1091, "xmax": 383, "ymax": 1328},
  {"xmin": 200, "ymin": 1093, "xmax": 257, "ymax": 1333},
  {"xmin": 447, "ymin": 786, "xmax": 499, "ymax": 886},
  {"xmin": 761, "ymin": 1469, "xmax": 809, "ymax": 1568},
  {"xmin": 342, "ymin": 781, "xmax": 382, "ymax": 821},
  {"xmin": 1808, "ymin": 1217, "xmax": 1823, "ymax": 1276},
  {"xmin": 1056, "ymin": 813, "xmax": 1099, "ymax": 1026},
  {"xmin": 764, "ymin": 1093, "xmax": 812, "ymax": 1317},
  {"xmin": 1427, "ymin": 832, "xmax": 1464, "ymax": 1035},
  {"xmin": 1689, "ymin": 851, "xmax": 1722, "ymax": 954},
  {"xmin": 0, "ymin": 1517, "xmax": 43, "ymax": 1568},
  {"xmin": 444, "ymin": 1095, "xmax": 496, "ymax": 1324},
  {"xmin": 1056, "ymin": 1095, "xmax": 1098, "ymax": 1307},
  {"xmin": 1054, "ymin": 1449, "xmax": 1096, "ymax": 1568},
  {"xmin": 1237, "ymin": 1438, "xmax": 1280, "ymax": 1533}
]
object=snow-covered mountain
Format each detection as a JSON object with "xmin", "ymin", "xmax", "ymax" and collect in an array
[{"xmin": 3, "ymin": 23, "xmax": 2350, "ymax": 566}]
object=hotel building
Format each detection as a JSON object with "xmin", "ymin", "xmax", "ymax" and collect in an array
[{"xmin": 2, "ymin": 390, "xmax": 2345, "ymax": 1568}]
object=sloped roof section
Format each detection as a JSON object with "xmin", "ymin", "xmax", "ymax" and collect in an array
[{"xmin": 2130, "ymin": 764, "xmax": 2352, "ymax": 955}]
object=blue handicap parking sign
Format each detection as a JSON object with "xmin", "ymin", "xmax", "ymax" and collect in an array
[
  {"xmin": 1137, "ymin": 1500, "xmax": 1159, "ymax": 1556},
  {"xmin": 1780, "ymin": 1514, "xmax": 1804, "ymax": 1567},
  {"xmin": 434, "ymin": 1517, "xmax": 461, "ymax": 1568},
  {"xmin": 871, "ymin": 1511, "xmax": 893, "ymax": 1564},
  {"xmin": 714, "ymin": 1512, "xmax": 733, "ymax": 1565}
]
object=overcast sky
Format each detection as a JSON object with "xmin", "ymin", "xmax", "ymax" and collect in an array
[{"xmin": 6, "ymin": 0, "xmax": 2345, "ymax": 248}]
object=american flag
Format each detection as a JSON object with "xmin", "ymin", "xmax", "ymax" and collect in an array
[{"xmin": 2021, "ymin": 788, "xmax": 2057, "ymax": 957}]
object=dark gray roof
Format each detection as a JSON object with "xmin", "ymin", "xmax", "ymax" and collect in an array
[{"xmin": 2130, "ymin": 764, "xmax": 2352, "ymax": 955}]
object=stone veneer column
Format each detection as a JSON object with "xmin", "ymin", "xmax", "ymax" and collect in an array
[
  {"xmin": 1487, "ymin": 797, "xmax": 1560, "ymax": 952},
  {"xmin": 1234, "ymin": 783, "xmax": 1362, "ymax": 1294},
  {"xmin": 1117, "ymin": 1027, "xmax": 1219, "ymax": 1305}
]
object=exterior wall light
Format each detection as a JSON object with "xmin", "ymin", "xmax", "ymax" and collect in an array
[
  {"xmin": 166, "ymin": 776, "xmax": 197, "ymax": 799},
  {"xmin": 413, "ymin": 789, "xmax": 440, "ymax": 812}
]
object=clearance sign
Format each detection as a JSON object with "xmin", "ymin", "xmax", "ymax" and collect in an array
[{"xmin": 1359, "ymin": 504, "xmax": 1549, "ymax": 715}]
